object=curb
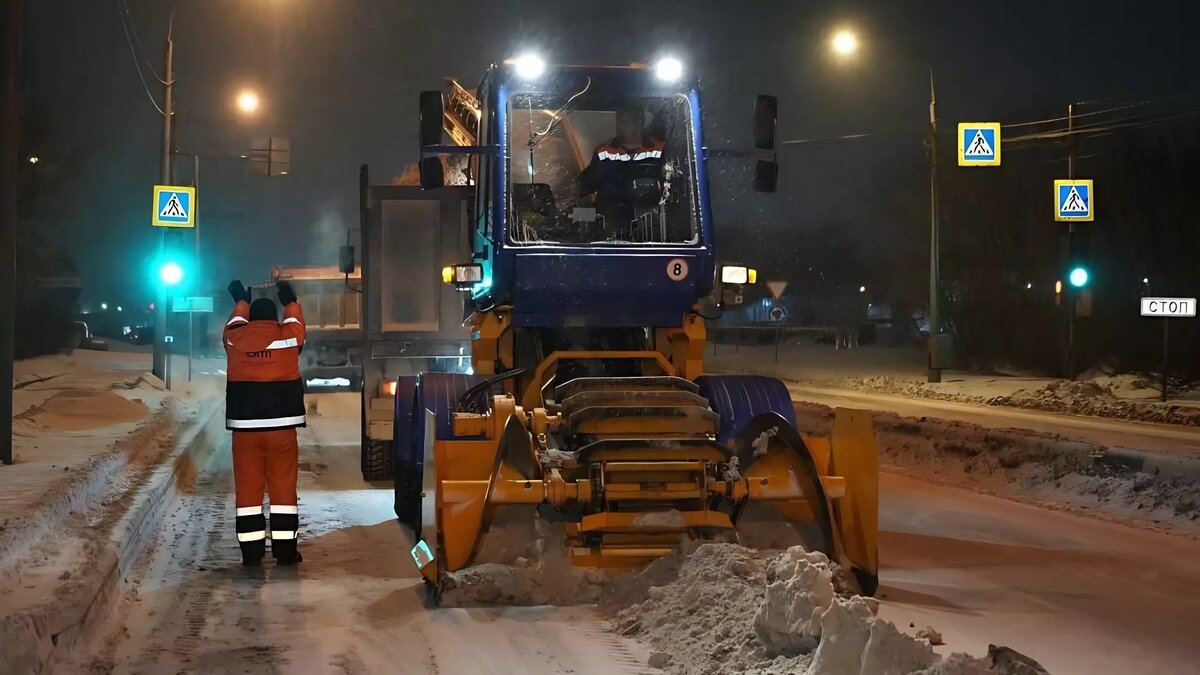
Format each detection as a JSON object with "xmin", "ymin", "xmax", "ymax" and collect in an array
[
  {"xmin": 0, "ymin": 399, "xmax": 223, "ymax": 675},
  {"xmin": 1098, "ymin": 447, "xmax": 1200, "ymax": 481}
]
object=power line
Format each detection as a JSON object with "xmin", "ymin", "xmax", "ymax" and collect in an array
[
  {"xmin": 1004, "ymin": 110, "xmax": 1200, "ymax": 143},
  {"xmin": 119, "ymin": 0, "xmax": 167, "ymax": 85},
  {"xmin": 781, "ymin": 130, "xmax": 905, "ymax": 145},
  {"xmin": 116, "ymin": 0, "xmax": 165, "ymax": 116},
  {"xmin": 1000, "ymin": 101, "xmax": 1153, "ymax": 129}
]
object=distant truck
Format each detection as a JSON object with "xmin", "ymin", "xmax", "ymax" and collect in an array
[{"xmin": 252, "ymin": 265, "xmax": 364, "ymax": 389}]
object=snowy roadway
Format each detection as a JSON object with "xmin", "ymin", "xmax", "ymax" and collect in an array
[
  {"xmin": 877, "ymin": 471, "xmax": 1200, "ymax": 675},
  {"xmin": 792, "ymin": 382, "xmax": 1200, "ymax": 673},
  {"xmin": 79, "ymin": 392, "xmax": 1200, "ymax": 674},
  {"xmin": 82, "ymin": 394, "xmax": 649, "ymax": 675}
]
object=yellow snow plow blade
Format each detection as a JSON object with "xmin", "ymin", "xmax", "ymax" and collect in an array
[{"xmin": 411, "ymin": 381, "xmax": 879, "ymax": 596}]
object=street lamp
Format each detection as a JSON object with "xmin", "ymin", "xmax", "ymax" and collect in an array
[
  {"xmin": 831, "ymin": 30, "xmax": 859, "ymax": 57},
  {"xmin": 27, "ymin": 155, "xmax": 38, "ymax": 164},
  {"xmin": 235, "ymin": 89, "xmax": 260, "ymax": 116}
]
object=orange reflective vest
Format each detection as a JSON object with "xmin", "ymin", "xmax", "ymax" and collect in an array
[{"xmin": 223, "ymin": 300, "xmax": 307, "ymax": 430}]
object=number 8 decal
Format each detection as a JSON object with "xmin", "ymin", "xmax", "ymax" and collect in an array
[{"xmin": 666, "ymin": 258, "xmax": 689, "ymax": 281}]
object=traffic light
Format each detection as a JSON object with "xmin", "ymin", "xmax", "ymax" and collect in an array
[
  {"xmin": 150, "ymin": 251, "xmax": 191, "ymax": 289},
  {"xmin": 1066, "ymin": 230, "xmax": 1090, "ymax": 289},
  {"xmin": 159, "ymin": 261, "xmax": 184, "ymax": 286}
]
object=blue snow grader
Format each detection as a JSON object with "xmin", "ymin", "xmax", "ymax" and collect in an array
[{"xmin": 372, "ymin": 56, "xmax": 879, "ymax": 596}]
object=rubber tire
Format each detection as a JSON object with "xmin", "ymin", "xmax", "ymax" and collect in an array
[
  {"xmin": 361, "ymin": 439, "xmax": 393, "ymax": 482},
  {"xmin": 393, "ymin": 376, "xmax": 420, "ymax": 526},
  {"xmin": 696, "ymin": 374, "xmax": 797, "ymax": 445},
  {"xmin": 401, "ymin": 373, "xmax": 487, "ymax": 535}
]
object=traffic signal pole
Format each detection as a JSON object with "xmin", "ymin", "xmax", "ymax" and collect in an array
[
  {"xmin": 1065, "ymin": 103, "xmax": 1077, "ymax": 379},
  {"xmin": 152, "ymin": 15, "xmax": 174, "ymax": 383}
]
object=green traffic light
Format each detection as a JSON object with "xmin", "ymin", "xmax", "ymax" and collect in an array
[
  {"xmin": 1068, "ymin": 267, "xmax": 1089, "ymax": 288},
  {"xmin": 159, "ymin": 261, "xmax": 184, "ymax": 286}
]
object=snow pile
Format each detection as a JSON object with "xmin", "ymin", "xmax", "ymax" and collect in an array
[
  {"xmin": 13, "ymin": 389, "xmax": 149, "ymax": 432},
  {"xmin": 613, "ymin": 543, "xmax": 1000, "ymax": 675},
  {"xmin": 989, "ymin": 382, "xmax": 1200, "ymax": 426},
  {"xmin": 438, "ymin": 506, "xmax": 607, "ymax": 606},
  {"xmin": 840, "ymin": 373, "xmax": 1200, "ymax": 426},
  {"xmin": 793, "ymin": 403, "xmax": 1200, "ymax": 531},
  {"xmin": 754, "ymin": 547, "xmax": 836, "ymax": 652}
]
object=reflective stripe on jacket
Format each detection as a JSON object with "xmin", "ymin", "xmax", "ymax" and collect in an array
[{"xmin": 224, "ymin": 300, "xmax": 307, "ymax": 430}]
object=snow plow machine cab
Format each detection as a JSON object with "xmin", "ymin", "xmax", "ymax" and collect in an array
[{"xmin": 390, "ymin": 60, "xmax": 880, "ymax": 597}]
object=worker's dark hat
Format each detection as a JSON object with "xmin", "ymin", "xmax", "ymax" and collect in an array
[{"xmin": 249, "ymin": 298, "xmax": 278, "ymax": 322}]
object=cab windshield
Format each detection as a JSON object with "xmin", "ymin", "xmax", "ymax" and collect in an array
[{"xmin": 507, "ymin": 88, "xmax": 697, "ymax": 246}]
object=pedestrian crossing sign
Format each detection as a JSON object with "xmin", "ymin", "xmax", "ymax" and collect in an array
[
  {"xmin": 152, "ymin": 185, "xmax": 196, "ymax": 228},
  {"xmin": 957, "ymin": 122, "xmax": 1001, "ymax": 166},
  {"xmin": 1054, "ymin": 179, "xmax": 1094, "ymax": 221}
]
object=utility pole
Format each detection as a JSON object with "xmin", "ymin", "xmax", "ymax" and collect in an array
[
  {"xmin": 1065, "ymin": 103, "xmax": 1076, "ymax": 379},
  {"xmin": 927, "ymin": 69, "xmax": 942, "ymax": 383},
  {"xmin": 1, "ymin": 0, "xmax": 20, "ymax": 465},
  {"xmin": 189, "ymin": 153, "xmax": 198, "ymax": 381},
  {"xmin": 152, "ymin": 14, "xmax": 175, "ymax": 383}
]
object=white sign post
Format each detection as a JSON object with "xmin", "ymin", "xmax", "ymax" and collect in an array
[{"xmin": 1140, "ymin": 297, "xmax": 1197, "ymax": 402}]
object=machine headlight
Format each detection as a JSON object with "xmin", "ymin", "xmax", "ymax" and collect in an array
[
  {"xmin": 720, "ymin": 265, "xmax": 757, "ymax": 284},
  {"xmin": 654, "ymin": 56, "xmax": 684, "ymax": 82},
  {"xmin": 442, "ymin": 264, "xmax": 484, "ymax": 290},
  {"xmin": 514, "ymin": 53, "xmax": 546, "ymax": 80}
]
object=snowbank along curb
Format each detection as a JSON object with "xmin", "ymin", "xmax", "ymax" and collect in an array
[
  {"xmin": 0, "ymin": 398, "xmax": 223, "ymax": 675},
  {"xmin": 793, "ymin": 402, "xmax": 1200, "ymax": 533}
]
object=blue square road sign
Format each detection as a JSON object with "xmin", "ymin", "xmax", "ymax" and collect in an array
[
  {"xmin": 1054, "ymin": 179, "xmax": 1093, "ymax": 221},
  {"xmin": 152, "ymin": 185, "xmax": 196, "ymax": 228}
]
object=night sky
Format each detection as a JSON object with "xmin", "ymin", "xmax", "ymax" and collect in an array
[{"xmin": 19, "ymin": 0, "xmax": 1200, "ymax": 306}]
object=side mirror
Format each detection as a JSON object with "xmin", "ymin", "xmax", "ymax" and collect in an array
[
  {"xmin": 754, "ymin": 160, "xmax": 778, "ymax": 193},
  {"xmin": 338, "ymin": 245, "xmax": 355, "ymax": 274},
  {"xmin": 753, "ymin": 95, "xmax": 777, "ymax": 150},
  {"xmin": 419, "ymin": 90, "xmax": 446, "ymax": 190},
  {"xmin": 753, "ymin": 95, "xmax": 778, "ymax": 192}
]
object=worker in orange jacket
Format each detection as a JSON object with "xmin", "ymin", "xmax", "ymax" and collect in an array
[{"xmin": 224, "ymin": 279, "xmax": 306, "ymax": 566}]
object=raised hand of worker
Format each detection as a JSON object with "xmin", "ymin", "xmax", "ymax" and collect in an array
[
  {"xmin": 276, "ymin": 280, "xmax": 297, "ymax": 306},
  {"xmin": 228, "ymin": 279, "xmax": 251, "ymax": 303}
]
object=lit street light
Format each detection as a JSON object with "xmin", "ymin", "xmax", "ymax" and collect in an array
[
  {"xmin": 101, "ymin": 302, "xmax": 108, "ymax": 311},
  {"xmin": 831, "ymin": 30, "xmax": 859, "ymax": 56},
  {"xmin": 236, "ymin": 89, "xmax": 260, "ymax": 115},
  {"xmin": 859, "ymin": 285, "xmax": 867, "ymax": 293},
  {"xmin": 27, "ymin": 155, "xmax": 38, "ymax": 164},
  {"xmin": 117, "ymin": 306, "xmax": 123, "ymax": 312}
]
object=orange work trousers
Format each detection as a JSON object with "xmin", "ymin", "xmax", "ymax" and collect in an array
[{"xmin": 232, "ymin": 428, "xmax": 299, "ymax": 510}]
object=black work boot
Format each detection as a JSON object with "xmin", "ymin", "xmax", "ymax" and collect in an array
[
  {"xmin": 269, "ymin": 508, "xmax": 300, "ymax": 565},
  {"xmin": 272, "ymin": 538, "xmax": 302, "ymax": 566},
  {"xmin": 240, "ymin": 539, "xmax": 266, "ymax": 566}
]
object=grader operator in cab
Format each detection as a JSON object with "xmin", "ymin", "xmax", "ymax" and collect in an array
[{"xmin": 383, "ymin": 55, "xmax": 879, "ymax": 596}]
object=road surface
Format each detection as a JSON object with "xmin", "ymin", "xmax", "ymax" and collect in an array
[
  {"xmin": 84, "ymin": 394, "xmax": 649, "ymax": 675},
  {"xmin": 788, "ymin": 383, "xmax": 1200, "ymax": 456},
  {"xmin": 82, "ymin": 393, "xmax": 1200, "ymax": 675},
  {"xmin": 876, "ymin": 471, "xmax": 1200, "ymax": 675}
]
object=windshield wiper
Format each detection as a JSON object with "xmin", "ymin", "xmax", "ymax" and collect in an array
[{"xmin": 527, "ymin": 77, "xmax": 591, "ymax": 149}]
